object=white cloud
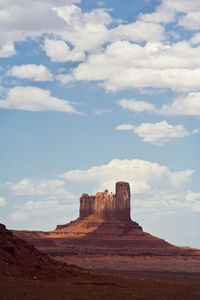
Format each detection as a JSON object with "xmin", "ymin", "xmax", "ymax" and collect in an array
[
  {"xmin": 134, "ymin": 191, "xmax": 200, "ymax": 214},
  {"xmin": 9, "ymin": 176, "xmax": 78, "ymax": 228},
  {"xmin": 179, "ymin": 12, "xmax": 200, "ymax": 30},
  {"xmin": 116, "ymin": 121, "xmax": 196, "ymax": 145},
  {"xmin": 50, "ymin": 3, "xmax": 164, "ymax": 61},
  {"xmin": 11, "ymin": 178, "xmax": 68, "ymax": 196},
  {"xmin": 118, "ymin": 98, "xmax": 155, "ymax": 112},
  {"xmin": 132, "ymin": 121, "xmax": 191, "ymax": 145},
  {"xmin": 0, "ymin": 86, "xmax": 81, "ymax": 114},
  {"xmin": 10, "ymin": 198, "xmax": 79, "ymax": 228},
  {"xmin": 0, "ymin": 197, "xmax": 6, "ymax": 207},
  {"xmin": 158, "ymin": 93, "xmax": 200, "ymax": 116},
  {"xmin": 139, "ymin": 2, "xmax": 175, "ymax": 24},
  {"xmin": 94, "ymin": 108, "xmax": 112, "ymax": 115},
  {"xmin": 163, "ymin": 0, "xmax": 200, "ymax": 12},
  {"xmin": 59, "ymin": 159, "xmax": 200, "ymax": 219},
  {"xmin": 118, "ymin": 93, "xmax": 200, "ymax": 116},
  {"xmin": 0, "ymin": 1, "xmax": 164, "ymax": 60},
  {"xmin": 53, "ymin": 5, "xmax": 114, "ymax": 53},
  {"xmin": 61, "ymin": 158, "xmax": 194, "ymax": 195},
  {"xmin": 190, "ymin": 33, "xmax": 200, "ymax": 45},
  {"xmin": 7, "ymin": 64, "xmax": 53, "ymax": 81},
  {"xmin": 73, "ymin": 40, "xmax": 200, "ymax": 92},
  {"xmin": 11, "ymin": 211, "xmax": 27, "ymax": 221},
  {"xmin": 185, "ymin": 190, "xmax": 200, "ymax": 202},
  {"xmin": 140, "ymin": 0, "xmax": 200, "ymax": 29},
  {"xmin": 43, "ymin": 38, "xmax": 85, "ymax": 62},
  {"xmin": 0, "ymin": 0, "xmax": 80, "ymax": 57},
  {"xmin": 56, "ymin": 73, "xmax": 74, "ymax": 84},
  {"xmin": 2, "ymin": 0, "xmax": 199, "ymax": 100},
  {"xmin": 0, "ymin": 42, "xmax": 16, "ymax": 57},
  {"xmin": 116, "ymin": 124, "xmax": 135, "ymax": 131},
  {"xmin": 111, "ymin": 21, "xmax": 164, "ymax": 42}
]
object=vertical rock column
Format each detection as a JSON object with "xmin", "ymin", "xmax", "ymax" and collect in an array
[
  {"xmin": 115, "ymin": 181, "xmax": 131, "ymax": 221},
  {"xmin": 79, "ymin": 181, "xmax": 131, "ymax": 221},
  {"xmin": 94, "ymin": 191, "xmax": 115, "ymax": 219},
  {"xmin": 79, "ymin": 194, "xmax": 95, "ymax": 219}
]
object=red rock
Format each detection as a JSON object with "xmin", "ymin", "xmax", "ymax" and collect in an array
[
  {"xmin": 13, "ymin": 182, "xmax": 200, "ymax": 261},
  {"xmin": 80, "ymin": 181, "xmax": 131, "ymax": 221},
  {"xmin": 0, "ymin": 223, "xmax": 79, "ymax": 279}
]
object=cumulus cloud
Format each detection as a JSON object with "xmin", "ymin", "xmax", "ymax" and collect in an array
[
  {"xmin": 10, "ymin": 198, "xmax": 78, "ymax": 227},
  {"xmin": 116, "ymin": 121, "xmax": 194, "ymax": 145},
  {"xmin": 60, "ymin": 159, "xmax": 194, "ymax": 195},
  {"xmin": 185, "ymin": 190, "xmax": 200, "ymax": 202},
  {"xmin": 158, "ymin": 93, "xmax": 200, "ymax": 116},
  {"xmin": 8, "ymin": 159, "xmax": 199, "ymax": 228},
  {"xmin": 7, "ymin": 64, "xmax": 53, "ymax": 81},
  {"xmin": 116, "ymin": 124, "xmax": 135, "ymax": 131},
  {"xmin": 73, "ymin": 40, "xmax": 200, "ymax": 92},
  {"xmin": 118, "ymin": 98, "xmax": 155, "ymax": 112},
  {"xmin": 111, "ymin": 21, "xmax": 164, "ymax": 43},
  {"xmin": 52, "ymin": 5, "xmax": 114, "ymax": 54},
  {"xmin": 134, "ymin": 191, "xmax": 200, "ymax": 214},
  {"xmin": 2, "ymin": 0, "xmax": 200, "ymax": 96},
  {"xmin": 0, "ymin": 86, "xmax": 81, "ymax": 114},
  {"xmin": 59, "ymin": 159, "xmax": 200, "ymax": 218},
  {"xmin": 190, "ymin": 33, "xmax": 200, "ymax": 45},
  {"xmin": 9, "ymin": 176, "xmax": 78, "ymax": 228},
  {"xmin": 43, "ymin": 38, "xmax": 85, "ymax": 62},
  {"xmin": 10, "ymin": 178, "xmax": 69, "ymax": 196},
  {"xmin": 0, "ymin": 0, "xmax": 165, "ymax": 59},
  {"xmin": 45, "ymin": 4, "xmax": 164, "ymax": 60},
  {"xmin": 0, "ymin": 197, "xmax": 6, "ymax": 207},
  {"xmin": 139, "ymin": 2, "xmax": 176, "ymax": 24},
  {"xmin": 178, "ymin": 12, "xmax": 200, "ymax": 30},
  {"xmin": 118, "ymin": 93, "xmax": 200, "ymax": 116},
  {"xmin": 140, "ymin": 0, "xmax": 200, "ymax": 29},
  {"xmin": 0, "ymin": 42, "xmax": 16, "ymax": 57},
  {"xmin": 0, "ymin": 0, "xmax": 80, "ymax": 57}
]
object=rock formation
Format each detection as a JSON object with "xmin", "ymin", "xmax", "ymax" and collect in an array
[
  {"xmin": 0, "ymin": 223, "xmax": 78, "ymax": 279},
  {"xmin": 13, "ymin": 182, "xmax": 200, "ymax": 262},
  {"xmin": 79, "ymin": 181, "xmax": 130, "ymax": 221}
]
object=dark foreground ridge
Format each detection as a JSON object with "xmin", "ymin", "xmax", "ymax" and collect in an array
[
  {"xmin": 14, "ymin": 182, "xmax": 200, "ymax": 260},
  {"xmin": 0, "ymin": 223, "xmax": 79, "ymax": 279}
]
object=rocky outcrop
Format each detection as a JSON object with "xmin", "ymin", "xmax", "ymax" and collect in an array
[
  {"xmin": 79, "ymin": 181, "xmax": 131, "ymax": 221},
  {"xmin": 13, "ymin": 182, "xmax": 200, "ymax": 261},
  {"xmin": 0, "ymin": 223, "xmax": 79, "ymax": 279}
]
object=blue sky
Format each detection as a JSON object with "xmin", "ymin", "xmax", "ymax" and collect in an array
[{"xmin": 0, "ymin": 0, "xmax": 200, "ymax": 248}]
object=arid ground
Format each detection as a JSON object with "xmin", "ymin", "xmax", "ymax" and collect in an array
[{"xmin": 1, "ymin": 255, "xmax": 200, "ymax": 300}]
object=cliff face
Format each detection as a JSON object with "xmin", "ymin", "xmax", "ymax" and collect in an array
[
  {"xmin": 13, "ymin": 181, "xmax": 200, "ymax": 261},
  {"xmin": 79, "ymin": 181, "xmax": 131, "ymax": 221}
]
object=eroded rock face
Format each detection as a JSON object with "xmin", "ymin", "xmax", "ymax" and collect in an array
[
  {"xmin": 79, "ymin": 181, "xmax": 131, "ymax": 221},
  {"xmin": 13, "ymin": 182, "xmax": 200, "ymax": 261},
  {"xmin": 115, "ymin": 181, "xmax": 131, "ymax": 221}
]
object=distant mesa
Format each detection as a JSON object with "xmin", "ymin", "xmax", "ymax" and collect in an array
[
  {"xmin": 56, "ymin": 181, "xmax": 142, "ymax": 232},
  {"xmin": 13, "ymin": 181, "xmax": 200, "ymax": 261}
]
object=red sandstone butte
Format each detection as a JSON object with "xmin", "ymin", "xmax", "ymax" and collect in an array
[
  {"xmin": 13, "ymin": 182, "xmax": 200, "ymax": 260},
  {"xmin": 79, "ymin": 182, "xmax": 131, "ymax": 221}
]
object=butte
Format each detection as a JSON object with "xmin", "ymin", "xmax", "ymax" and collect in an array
[{"xmin": 14, "ymin": 181, "xmax": 200, "ymax": 262}]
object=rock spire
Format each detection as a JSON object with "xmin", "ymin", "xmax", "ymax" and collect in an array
[{"xmin": 79, "ymin": 181, "xmax": 131, "ymax": 221}]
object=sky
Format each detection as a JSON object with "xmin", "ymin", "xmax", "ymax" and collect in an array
[{"xmin": 0, "ymin": 0, "xmax": 200, "ymax": 248}]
